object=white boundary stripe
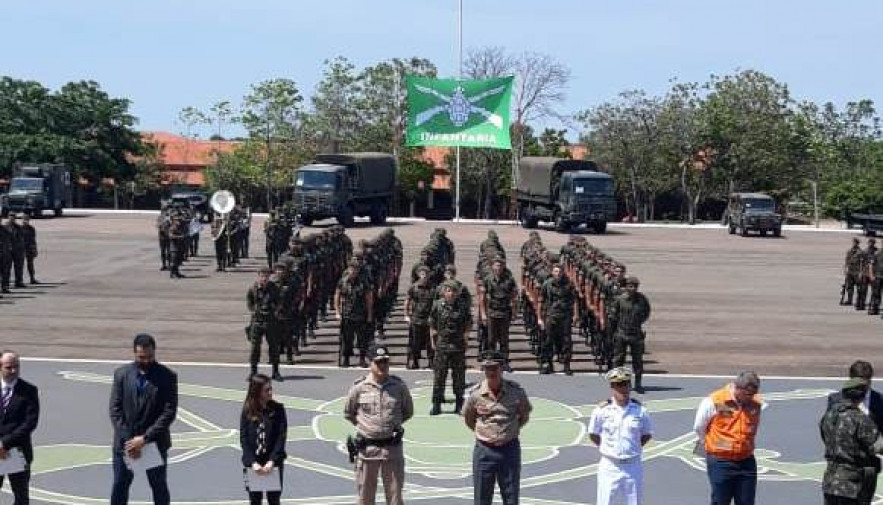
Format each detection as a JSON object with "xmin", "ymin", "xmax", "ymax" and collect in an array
[{"xmin": 21, "ymin": 356, "xmax": 843, "ymax": 381}]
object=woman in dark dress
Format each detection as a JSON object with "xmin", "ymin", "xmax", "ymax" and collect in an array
[{"xmin": 240, "ymin": 373, "xmax": 288, "ymax": 505}]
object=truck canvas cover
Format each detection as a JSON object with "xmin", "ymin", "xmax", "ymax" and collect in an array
[
  {"xmin": 517, "ymin": 157, "xmax": 600, "ymax": 199},
  {"xmin": 312, "ymin": 153, "xmax": 396, "ymax": 196}
]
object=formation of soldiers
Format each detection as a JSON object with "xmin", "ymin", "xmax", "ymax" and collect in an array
[
  {"xmin": 334, "ymin": 229, "xmax": 402, "ymax": 367},
  {"xmin": 209, "ymin": 205, "xmax": 252, "ymax": 272},
  {"xmin": 246, "ymin": 225, "xmax": 352, "ymax": 380},
  {"xmin": 842, "ymin": 237, "xmax": 883, "ymax": 318},
  {"xmin": 156, "ymin": 201, "xmax": 201, "ymax": 278},
  {"xmin": 0, "ymin": 214, "xmax": 39, "ymax": 296},
  {"xmin": 520, "ymin": 233, "xmax": 650, "ymax": 386},
  {"xmin": 262, "ymin": 206, "xmax": 304, "ymax": 270},
  {"xmin": 405, "ymin": 228, "xmax": 458, "ymax": 369}
]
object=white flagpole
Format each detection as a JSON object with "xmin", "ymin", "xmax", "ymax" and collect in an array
[{"xmin": 455, "ymin": 0, "xmax": 463, "ymax": 221}]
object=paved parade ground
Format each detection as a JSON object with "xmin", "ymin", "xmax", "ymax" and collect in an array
[
  {"xmin": 13, "ymin": 359, "xmax": 864, "ymax": 505},
  {"xmin": 1, "ymin": 213, "xmax": 882, "ymax": 503},
  {"xmin": 1, "ymin": 213, "xmax": 879, "ymax": 375}
]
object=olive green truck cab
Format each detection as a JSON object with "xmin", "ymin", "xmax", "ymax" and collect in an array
[{"xmin": 516, "ymin": 156, "xmax": 616, "ymax": 233}]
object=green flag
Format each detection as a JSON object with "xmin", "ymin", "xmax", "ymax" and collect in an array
[{"xmin": 406, "ymin": 76, "xmax": 513, "ymax": 150}]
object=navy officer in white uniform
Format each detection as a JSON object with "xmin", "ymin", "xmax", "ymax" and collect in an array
[{"xmin": 588, "ymin": 367, "xmax": 653, "ymax": 505}]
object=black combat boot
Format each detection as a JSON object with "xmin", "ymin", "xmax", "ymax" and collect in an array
[
  {"xmin": 358, "ymin": 355, "xmax": 368, "ymax": 368},
  {"xmin": 634, "ymin": 374, "xmax": 645, "ymax": 394},
  {"xmin": 454, "ymin": 396, "xmax": 464, "ymax": 415},
  {"xmin": 272, "ymin": 366, "xmax": 283, "ymax": 382},
  {"xmin": 563, "ymin": 362, "xmax": 573, "ymax": 376},
  {"xmin": 429, "ymin": 402, "xmax": 442, "ymax": 416}
]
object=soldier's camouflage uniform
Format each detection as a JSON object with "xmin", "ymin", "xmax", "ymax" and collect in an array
[{"xmin": 820, "ymin": 398, "xmax": 883, "ymax": 504}]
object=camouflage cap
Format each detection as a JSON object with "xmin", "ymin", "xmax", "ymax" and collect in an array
[
  {"xmin": 605, "ymin": 367, "xmax": 633, "ymax": 384},
  {"xmin": 625, "ymin": 276, "xmax": 640, "ymax": 286},
  {"xmin": 441, "ymin": 280, "xmax": 459, "ymax": 291},
  {"xmin": 416, "ymin": 265, "xmax": 430, "ymax": 275},
  {"xmin": 444, "ymin": 264, "xmax": 457, "ymax": 275},
  {"xmin": 842, "ymin": 377, "xmax": 869, "ymax": 392}
]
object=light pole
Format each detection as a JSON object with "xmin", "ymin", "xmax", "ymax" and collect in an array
[{"xmin": 454, "ymin": 0, "xmax": 463, "ymax": 221}]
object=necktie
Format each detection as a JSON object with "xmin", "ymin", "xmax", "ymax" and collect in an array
[{"xmin": 1, "ymin": 386, "xmax": 11, "ymax": 410}]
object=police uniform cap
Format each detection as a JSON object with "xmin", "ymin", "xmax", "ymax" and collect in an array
[
  {"xmin": 842, "ymin": 377, "xmax": 869, "ymax": 392},
  {"xmin": 479, "ymin": 350, "xmax": 506, "ymax": 368},
  {"xmin": 369, "ymin": 345, "xmax": 391, "ymax": 362},
  {"xmin": 605, "ymin": 367, "xmax": 633, "ymax": 384}
]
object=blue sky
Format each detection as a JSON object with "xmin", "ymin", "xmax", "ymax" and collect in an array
[{"xmin": 1, "ymin": 1, "xmax": 880, "ymax": 139}]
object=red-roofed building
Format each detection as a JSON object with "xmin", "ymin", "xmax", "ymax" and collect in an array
[{"xmin": 142, "ymin": 131, "xmax": 239, "ymax": 187}]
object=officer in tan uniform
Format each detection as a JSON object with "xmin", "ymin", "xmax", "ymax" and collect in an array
[
  {"xmin": 344, "ymin": 346, "xmax": 414, "ymax": 505},
  {"xmin": 463, "ymin": 350, "xmax": 533, "ymax": 505}
]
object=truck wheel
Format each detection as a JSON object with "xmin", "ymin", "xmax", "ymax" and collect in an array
[
  {"xmin": 760, "ymin": 230, "xmax": 767, "ymax": 237},
  {"xmin": 1, "ymin": 208, "xmax": 7, "ymax": 218},
  {"xmin": 519, "ymin": 209, "xmax": 533, "ymax": 229},
  {"xmin": 773, "ymin": 227, "xmax": 782, "ymax": 237},
  {"xmin": 301, "ymin": 217, "xmax": 314, "ymax": 226},
  {"xmin": 555, "ymin": 214, "xmax": 569, "ymax": 232},
  {"xmin": 338, "ymin": 206, "xmax": 355, "ymax": 227},
  {"xmin": 369, "ymin": 205, "xmax": 386, "ymax": 225},
  {"xmin": 595, "ymin": 221, "xmax": 607, "ymax": 234},
  {"xmin": 740, "ymin": 223, "xmax": 749, "ymax": 237},
  {"xmin": 54, "ymin": 207, "xmax": 63, "ymax": 217},
  {"xmin": 728, "ymin": 224, "xmax": 736, "ymax": 235}
]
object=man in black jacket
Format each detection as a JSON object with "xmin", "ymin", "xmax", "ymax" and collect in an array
[
  {"xmin": 0, "ymin": 351, "xmax": 39, "ymax": 505},
  {"xmin": 827, "ymin": 360, "xmax": 883, "ymax": 502},
  {"xmin": 109, "ymin": 334, "xmax": 178, "ymax": 505}
]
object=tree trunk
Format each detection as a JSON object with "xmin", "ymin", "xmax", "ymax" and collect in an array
[{"xmin": 485, "ymin": 164, "xmax": 495, "ymax": 220}]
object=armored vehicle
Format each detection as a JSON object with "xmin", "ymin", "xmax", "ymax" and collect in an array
[
  {"xmin": 516, "ymin": 156, "xmax": 615, "ymax": 233},
  {"xmin": 726, "ymin": 192, "xmax": 783, "ymax": 237},
  {"xmin": 1, "ymin": 163, "xmax": 71, "ymax": 217},
  {"xmin": 292, "ymin": 153, "xmax": 396, "ymax": 227}
]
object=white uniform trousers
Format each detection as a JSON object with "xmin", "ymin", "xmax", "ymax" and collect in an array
[{"xmin": 597, "ymin": 455, "xmax": 643, "ymax": 505}]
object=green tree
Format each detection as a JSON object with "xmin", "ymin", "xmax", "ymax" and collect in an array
[{"xmin": 240, "ymin": 78, "xmax": 305, "ymax": 210}]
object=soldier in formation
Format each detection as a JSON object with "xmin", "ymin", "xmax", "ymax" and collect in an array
[
  {"xmin": 156, "ymin": 200, "xmax": 195, "ymax": 278},
  {"xmin": 609, "ymin": 276, "xmax": 651, "ymax": 392},
  {"xmin": 334, "ymin": 230, "xmax": 401, "ymax": 368},
  {"xmin": 476, "ymin": 231, "xmax": 517, "ymax": 371},
  {"xmin": 405, "ymin": 266, "xmax": 435, "ymax": 369},
  {"xmin": 842, "ymin": 238, "xmax": 863, "ymax": 306},
  {"xmin": 264, "ymin": 207, "xmax": 296, "ymax": 270},
  {"xmin": 20, "ymin": 214, "xmax": 38, "ymax": 284},
  {"xmin": 564, "ymin": 235, "xmax": 640, "ymax": 374},
  {"xmin": 247, "ymin": 266, "xmax": 282, "ymax": 381},
  {"xmin": 867, "ymin": 239, "xmax": 883, "ymax": 317},
  {"xmin": 429, "ymin": 280, "xmax": 472, "ymax": 415},
  {"xmin": 854, "ymin": 238, "xmax": 877, "ymax": 312},
  {"xmin": 5, "ymin": 214, "xmax": 26, "ymax": 288}
]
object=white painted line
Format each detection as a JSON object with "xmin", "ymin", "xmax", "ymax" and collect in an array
[{"xmin": 21, "ymin": 356, "xmax": 844, "ymax": 380}]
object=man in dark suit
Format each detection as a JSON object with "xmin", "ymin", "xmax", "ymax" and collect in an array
[
  {"xmin": 109, "ymin": 334, "xmax": 178, "ymax": 505},
  {"xmin": 0, "ymin": 351, "xmax": 39, "ymax": 505},
  {"xmin": 827, "ymin": 360, "xmax": 883, "ymax": 503}
]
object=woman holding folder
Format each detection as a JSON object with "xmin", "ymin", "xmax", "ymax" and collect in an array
[{"xmin": 240, "ymin": 374, "xmax": 287, "ymax": 505}]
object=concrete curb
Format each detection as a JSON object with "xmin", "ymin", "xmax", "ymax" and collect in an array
[{"xmin": 62, "ymin": 209, "xmax": 860, "ymax": 233}]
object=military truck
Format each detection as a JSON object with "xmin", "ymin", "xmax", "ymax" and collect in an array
[
  {"xmin": 1, "ymin": 163, "xmax": 71, "ymax": 217},
  {"xmin": 516, "ymin": 156, "xmax": 616, "ymax": 233},
  {"xmin": 845, "ymin": 211, "xmax": 883, "ymax": 236},
  {"xmin": 725, "ymin": 192, "xmax": 784, "ymax": 237},
  {"xmin": 292, "ymin": 153, "xmax": 396, "ymax": 227}
]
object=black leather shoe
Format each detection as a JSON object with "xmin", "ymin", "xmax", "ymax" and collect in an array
[
  {"xmin": 272, "ymin": 370, "xmax": 284, "ymax": 382},
  {"xmin": 429, "ymin": 403, "xmax": 442, "ymax": 416}
]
